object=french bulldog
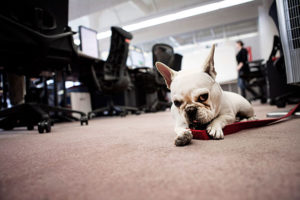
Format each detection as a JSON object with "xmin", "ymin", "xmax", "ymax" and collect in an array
[{"xmin": 155, "ymin": 44, "xmax": 255, "ymax": 146}]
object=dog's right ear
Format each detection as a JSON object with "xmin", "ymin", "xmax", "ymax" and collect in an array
[
  {"xmin": 203, "ymin": 44, "xmax": 217, "ymax": 80},
  {"xmin": 155, "ymin": 62, "xmax": 177, "ymax": 89}
]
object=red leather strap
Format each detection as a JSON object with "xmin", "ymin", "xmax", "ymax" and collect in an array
[{"xmin": 191, "ymin": 103, "xmax": 300, "ymax": 140}]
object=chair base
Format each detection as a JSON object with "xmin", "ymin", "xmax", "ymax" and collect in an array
[
  {"xmin": 88, "ymin": 99, "xmax": 140, "ymax": 119},
  {"xmin": 0, "ymin": 103, "xmax": 88, "ymax": 133},
  {"xmin": 145, "ymin": 99, "xmax": 171, "ymax": 113}
]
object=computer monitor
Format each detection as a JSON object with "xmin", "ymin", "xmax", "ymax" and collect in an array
[
  {"xmin": 126, "ymin": 56, "xmax": 133, "ymax": 66},
  {"xmin": 79, "ymin": 26, "xmax": 99, "ymax": 58},
  {"xmin": 129, "ymin": 47, "xmax": 145, "ymax": 68}
]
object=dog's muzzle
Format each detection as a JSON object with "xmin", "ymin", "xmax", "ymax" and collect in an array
[{"xmin": 185, "ymin": 106, "xmax": 197, "ymax": 121}]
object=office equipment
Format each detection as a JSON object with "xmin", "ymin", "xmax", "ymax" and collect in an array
[
  {"xmin": 79, "ymin": 26, "xmax": 99, "ymax": 59},
  {"xmin": 0, "ymin": 0, "xmax": 88, "ymax": 133},
  {"xmin": 88, "ymin": 27, "xmax": 139, "ymax": 118}
]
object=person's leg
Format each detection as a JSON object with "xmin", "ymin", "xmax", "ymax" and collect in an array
[{"xmin": 238, "ymin": 77, "xmax": 246, "ymax": 98}]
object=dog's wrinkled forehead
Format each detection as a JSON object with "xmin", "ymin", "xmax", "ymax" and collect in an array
[{"xmin": 170, "ymin": 71, "xmax": 214, "ymax": 96}]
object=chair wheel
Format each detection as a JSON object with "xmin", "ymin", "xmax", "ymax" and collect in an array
[
  {"xmin": 260, "ymin": 97, "xmax": 267, "ymax": 104},
  {"xmin": 88, "ymin": 113, "xmax": 95, "ymax": 119},
  {"xmin": 134, "ymin": 111, "xmax": 141, "ymax": 115},
  {"xmin": 38, "ymin": 122, "xmax": 44, "ymax": 134},
  {"xmin": 120, "ymin": 112, "xmax": 127, "ymax": 117},
  {"xmin": 80, "ymin": 117, "xmax": 88, "ymax": 126},
  {"xmin": 3, "ymin": 125, "xmax": 14, "ymax": 130},
  {"xmin": 38, "ymin": 120, "xmax": 51, "ymax": 134},
  {"xmin": 276, "ymin": 99, "xmax": 286, "ymax": 108},
  {"xmin": 27, "ymin": 125, "xmax": 34, "ymax": 130},
  {"xmin": 45, "ymin": 121, "xmax": 51, "ymax": 133}
]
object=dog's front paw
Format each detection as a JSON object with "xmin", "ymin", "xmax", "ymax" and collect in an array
[
  {"xmin": 240, "ymin": 116, "xmax": 257, "ymax": 122},
  {"xmin": 207, "ymin": 125, "xmax": 224, "ymax": 140},
  {"xmin": 175, "ymin": 130, "xmax": 193, "ymax": 146}
]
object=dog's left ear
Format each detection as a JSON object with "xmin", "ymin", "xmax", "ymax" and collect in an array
[
  {"xmin": 203, "ymin": 44, "xmax": 217, "ymax": 80},
  {"xmin": 155, "ymin": 62, "xmax": 177, "ymax": 89}
]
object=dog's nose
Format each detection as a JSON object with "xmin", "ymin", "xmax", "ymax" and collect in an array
[{"xmin": 185, "ymin": 107, "xmax": 197, "ymax": 119}]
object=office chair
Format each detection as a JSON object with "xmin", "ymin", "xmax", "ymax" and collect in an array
[
  {"xmin": 266, "ymin": 36, "xmax": 300, "ymax": 107},
  {"xmin": 243, "ymin": 59, "xmax": 267, "ymax": 103},
  {"xmin": 88, "ymin": 27, "xmax": 140, "ymax": 118},
  {"xmin": 0, "ymin": 0, "xmax": 88, "ymax": 133},
  {"xmin": 150, "ymin": 43, "xmax": 180, "ymax": 111},
  {"xmin": 172, "ymin": 53, "xmax": 183, "ymax": 72},
  {"xmin": 130, "ymin": 47, "xmax": 182, "ymax": 112}
]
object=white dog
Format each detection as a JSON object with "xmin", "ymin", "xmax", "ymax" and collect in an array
[{"xmin": 155, "ymin": 44, "xmax": 255, "ymax": 146}]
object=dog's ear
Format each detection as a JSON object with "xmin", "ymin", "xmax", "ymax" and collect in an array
[
  {"xmin": 155, "ymin": 62, "xmax": 177, "ymax": 89},
  {"xmin": 203, "ymin": 44, "xmax": 217, "ymax": 80}
]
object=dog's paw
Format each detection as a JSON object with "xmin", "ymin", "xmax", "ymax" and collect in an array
[
  {"xmin": 207, "ymin": 126, "xmax": 224, "ymax": 140},
  {"xmin": 240, "ymin": 116, "xmax": 257, "ymax": 122},
  {"xmin": 247, "ymin": 116, "xmax": 257, "ymax": 121},
  {"xmin": 175, "ymin": 130, "xmax": 193, "ymax": 146}
]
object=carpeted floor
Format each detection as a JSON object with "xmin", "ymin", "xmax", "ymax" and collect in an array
[{"xmin": 0, "ymin": 102, "xmax": 299, "ymax": 200}]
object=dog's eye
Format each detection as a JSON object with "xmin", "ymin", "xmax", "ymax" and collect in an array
[
  {"xmin": 174, "ymin": 100, "xmax": 182, "ymax": 107},
  {"xmin": 197, "ymin": 93, "xmax": 209, "ymax": 103}
]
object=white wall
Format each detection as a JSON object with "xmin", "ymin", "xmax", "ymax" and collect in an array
[
  {"xmin": 240, "ymin": 34, "xmax": 262, "ymax": 60},
  {"xmin": 173, "ymin": 31, "xmax": 263, "ymax": 83},
  {"xmin": 179, "ymin": 44, "xmax": 238, "ymax": 83}
]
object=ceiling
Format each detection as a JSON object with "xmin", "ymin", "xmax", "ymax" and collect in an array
[
  {"xmin": 139, "ymin": 18, "xmax": 258, "ymax": 52},
  {"xmin": 68, "ymin": 0, "xmax": 263, "ymax": 52},
  {"xmin": 69, "ymin": 0, "xmax": 219, "ymax": 27}
]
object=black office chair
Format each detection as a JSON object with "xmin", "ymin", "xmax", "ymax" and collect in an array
[
  {"xmin": 266, "ymin": 35, "xmax": 300, "ymax": 107},
  {"xmin": 150, "ymin": 43, "xmax": 182, "ymax": 111},
  {"xmin": 152, "ymin": 43, "xmax": 175, "ymax": 85},
  {"xmin": 0, "ymin": 0, "xmax": 88, "ymax": 133},
  {"xmin": 88, "ymin": 27, "xmax": 140, "ymax": 118},
  {"xmin": 243, "ymin": 59, "xmax": 267, "ymax": 103},
  {"xmin": 131, "ymin": 45, "xmax": 182, "ymax": 112},
  {"xmin": 172, "ymin": 53, "xmax": 183, "ymax": 72}
]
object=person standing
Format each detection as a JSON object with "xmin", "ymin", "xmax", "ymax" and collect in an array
[{"xmin": 236, "ymin": 40, "xmax": 257, "ymax": 100}]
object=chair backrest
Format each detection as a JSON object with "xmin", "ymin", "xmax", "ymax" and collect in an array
[
  {"xmin": 172, "ymin": 53, "xmax": 183, "ymax": 71},
  {"xmin": 152, "ymin": 43, "xmax": 174, "ymax": 68},
  {"xmin": 101, "ymin": 27, "xmax": 133, "ymax": 92},
  {"xmin": 268, "ymin": 35, "xmax": 283, "ymax": 62},
  {"xmin": 0, "ymin": 0, "xmax": 68, "ymax": 35},
  {"xmin": 152, "ymin": 43, "xmax": 177, "ymax": 85},
  {"xmin": 104, "ymin": 26, "xmax": 133, "ymax": 81},
  {"xmin": 0, "ymin": 0, "xmax": 75, "ymax": 75}
]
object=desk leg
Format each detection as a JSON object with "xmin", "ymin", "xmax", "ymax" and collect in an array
[
  {"xmin": 61, "ymin": 70, "xmax": 66, "ymax": 107},
  {"xmin": 53, "ymin": 72, "xmax": 58, "ymax": 107}
]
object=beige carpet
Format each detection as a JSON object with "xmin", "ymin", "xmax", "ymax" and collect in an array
[{"xmin": 0, "ymin": 102, "xmax": 299, "ymax": 200}]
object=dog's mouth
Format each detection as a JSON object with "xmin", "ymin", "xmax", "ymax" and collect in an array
[{"xmin": 189, "ymin": 121, "xmax": 209, "ymax": 130}]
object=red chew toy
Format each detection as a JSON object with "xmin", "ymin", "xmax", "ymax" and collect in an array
[{"xmin": 191, "ymin": 103, "xmax": 300, "ymax": 140}]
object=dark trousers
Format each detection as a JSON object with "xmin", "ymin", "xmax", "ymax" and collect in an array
[{"xmin": 238, "ymin": 77, "xmax": 258, "ymax": 99}]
